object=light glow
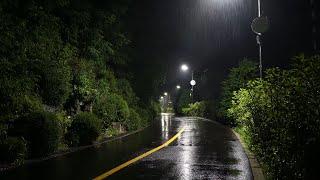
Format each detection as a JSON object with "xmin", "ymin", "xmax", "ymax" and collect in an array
[
  {"xmin": 181, "ymin": 64, "xmax": 189, "ymax": 72},
  {"xmin": 190, "ymin": 80, "xmax": 196, "ymax": 86}
]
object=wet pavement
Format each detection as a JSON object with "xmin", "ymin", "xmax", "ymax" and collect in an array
[{"xmin": 1, "ymin": 114, "xmax": 252, "ymax": 180}]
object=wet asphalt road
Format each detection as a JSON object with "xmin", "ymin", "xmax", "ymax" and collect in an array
[{"xmin": 1, "ymin": 114, "xmax": 252, "ymax": 180}]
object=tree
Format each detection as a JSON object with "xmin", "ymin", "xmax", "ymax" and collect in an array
[
  {"xmin": 218, "ymin": 59, "xmax": 258, "ymax": 125},
  {"xmin": 176, "ymin": 89, "xmax": 192, "ymax": 115}
]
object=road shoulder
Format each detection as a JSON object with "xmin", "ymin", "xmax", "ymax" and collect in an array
[
  {"xmin": 194, "ymin": 117, "xmax": 265, "ymax": 180},
  {"xmin": 232, "ymin": 130, "xmax": 265, "ymax": 180}
]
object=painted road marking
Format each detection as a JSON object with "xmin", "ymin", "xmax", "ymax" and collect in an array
[{"xmin": 93, "ymin": 127, "xmax": 186, "ymax": 180}]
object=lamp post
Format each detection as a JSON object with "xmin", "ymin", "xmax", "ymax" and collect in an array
[
  {"xmin": 256, "ymin": 0, "xmax": 263, "ymax": 79},
  {"xmin": 180, "ymin": 64, "xmax": 196, "ymax": 101},
  {"xmin": 251, "ymin": 0, "xmax": 269, "ymax": 79}
]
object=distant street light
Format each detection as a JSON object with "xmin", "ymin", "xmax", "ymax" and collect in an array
[
  {"xmin": 176, "ymin": 85, "xmax": 181, "ymax": 89},
  {"xmin": 160, "ymin": 96, "xmax": 164, "ymax": 99},
  {"xmin": 181, "ymin": 64, "xmax": 189, "ymax": 72},
  {"xmin": 190, "ymin": 80, "xmax": 196, "ymax": 86},
  {"xmin": 179, "ymin": 64, "xmax": 196, "ymax": 101},
  {"xmin": 164, "ymin": 92, "xmax": 168, "ymax": 96}
]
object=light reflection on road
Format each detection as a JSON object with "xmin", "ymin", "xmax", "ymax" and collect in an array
[
  {"xmin": 161, "ymin": 113, "xmax": 170, "ymax": 140},
  {"xmin": 177, "ymin": 118, "xmax": 195, "ymax": 180}
]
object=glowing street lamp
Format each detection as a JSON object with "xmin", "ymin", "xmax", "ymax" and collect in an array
[
  {"xmin": 181, "ymin": 64, "xmax": 189, "ymax": 72},
  {"xmin": 164, "ymin": 92, "xmax": 168, "ymax": 96},
  {"xmin": 176, "ymin": 85, "xmax": 181, "ymax": 89},
  {"xmin": 179, "ymin": 63, "xmax": 196, "ymax": 101},
  {"xmin": 190, "ymin": 80, "xmax": 196, "ymax": 86}
]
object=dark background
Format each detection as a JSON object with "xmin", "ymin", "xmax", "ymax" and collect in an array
[{"xmin": 129, "ymin": 0, "xmax": 320, "ymax": 100}]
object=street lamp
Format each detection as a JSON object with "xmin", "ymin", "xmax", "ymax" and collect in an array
[
  {"xmin": 164, "ymin": 92, "xmax": 168, "ymax": 96},
  {"xmin": 181, "ymin": 64, "xmax": 189, "ymax": 72},
  {"xmin": 176, "ymin": 85, "xmax": 181, "ymax": 89},
  {"xmin": 190, "ymin": 80, "xmax": 196, "ymax": 86},
  {"xmin": 251, "ymin": 0, "xmax": 269, "ymax": 79},
  {"xmin": 180, "ymin": 64, "xmax": 196, "ymax": 101}
]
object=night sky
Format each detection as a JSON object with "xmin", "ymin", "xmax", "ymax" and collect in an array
[{"xmin": 129, "ymin": 0, "xmax": 319, "ymax": 99}]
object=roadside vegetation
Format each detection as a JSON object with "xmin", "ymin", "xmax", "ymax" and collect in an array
[
  {"xmin": 175, "ymin": 90, "xmax": 215, "ymax": 118},
  {"xmin": 218, "ymin": 55, "xmax": 320, "ymax": 179},
  {"xmin": 0, "ymin": 0, "xmax": 161, "ymax": 168}
]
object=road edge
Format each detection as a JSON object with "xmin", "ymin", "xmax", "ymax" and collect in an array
[
  {"xmin": 194, "ymin": 117, "xmax": 265, "ymax": 180},
  {"xmin": 231, "ymin": 129, "xmax": 265, "ymax": 180},
  {"xmin": 0, "ymin": 121, "xmax": 154, "ymax": 172}
]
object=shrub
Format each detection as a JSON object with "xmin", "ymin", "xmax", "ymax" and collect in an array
[
  {"xmin": 0, "ymin": 137, "xmax": 27, "ymax": 165},
  {"xmin": 227, "ymin": 55, "xmax": 320, "ymax": 179},
  {"xmin": 150, "ymin": 100, "xmax": 161, "ymax": 118},
  {"xmin": 125, "ymin": 108, "xmax": 142, "ymax": 131},
  {"xmin": 10, "ymin": 112, "xmax": 62, "ymax": 158},
  {"xmin": 116, "ymin": 79, "xmax": 138, "ymax": 106},
  {"xmin": 56, "ymin": 112, "xmax": 72, "ymax": 137},
  {"xmin": 66, "ymin": 112, "xmax": 102, "ymax": 146},
  {"xmin": 93, "ymin": 93, "xmax": 130, "ymax": 128},
  {"xmin": 176, "ymin": 89, "xmax": 192, "ymax": 114},
  {"xmin": 218, "ymin": 59, "xmax": 258, "ymax": 125},
  {"xmin": 135, "ymin": 107, "xmax": 151, "ymax": 127},
  {"xmin": 182, "ymin": 101, "xmax": 207, "ymax": 117}
]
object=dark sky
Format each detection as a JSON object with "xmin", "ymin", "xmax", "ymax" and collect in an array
[{"xmin": 129, "ymin": 0, "xmax": 319, "ymax": 99}]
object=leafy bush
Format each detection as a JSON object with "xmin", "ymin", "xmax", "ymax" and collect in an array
[
  {"xmin": 10, "ymin": 112, "xmax": 62, "ymax": 158},
  {"xmin": 56, "ymin": 112, "xmax": 72, "ymax": 136},
  {"xmin": 66, "ymin": 112, "xmax": 102, "ymax": 146},
  {"xmin": 0, "ymin": 137, "xmax": 27, "ymax": 165},
  {"xmin": 176, "ymin": 89, "xmax": 192, "ymax": 114},
  {"xmin": 125, "ymin": 108, "xmax": 143, "ymax": 131},
  {"xmin": 135, "ymin": 107, "xmax": 151, "ymax": 127},
  {"xmin": 93, "ymin": 93, "xmax": 130, "ymax": 128},
  {"xmin": 150, "ymin": 100, "xmax": 161, "ymax": 118},
  {"xmin": 218, "ymin": 59, "xmax": 258, "ymax": 125},
  {"xmin": 227, "ymin": 55, "xmax": 320, "ymax": 179},
  {"xmin": 116, "ymin": 79, "xmax": 138, "ymax": 106},
  {"xmin": 182, "ymin": 101, "xmax": 207, "ymax": 117},
  {"xmin": 39, "ymin": 45, "xmax": 73, "ymax": 107}
]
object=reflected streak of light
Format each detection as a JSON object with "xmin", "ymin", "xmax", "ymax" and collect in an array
[
  {"xmin": 161, "ymin": 114, "xmax": 170, "ymax": 140},
  {"xmin": 177, "ymin": 122, "xmax": 194, "ymax": 180}
]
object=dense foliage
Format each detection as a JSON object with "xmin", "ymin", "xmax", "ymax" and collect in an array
[
  {"xmin": 182, "ymin": 101, "xmax": 207, "ymax": 117},
  {"xmin": 0, "ymin": 0, "xmax": 161, "ymax": 166},
  {"xmin": 66, "ymin": 112, "xmax": 102, "ymax": 146},
  {"xmin": 182, "ymin": 101, "xmax": 215, "ymax": 118},
  {"xmin": 125, "ymin": 108, "xmax": 143, "ymax": 131},
  {"xmin": 0, "ymin": 137, "xmax": 27, "ymax": 165},
  {"xmin": 218, "ymin": 59, "xmax": 258, "ymax": 125},
  {"xmin": 224, "ymin": 55, "xmax": 320, "ymax": 179},
  {"xmin": 10, "ymin": 112, "xmax": 62, "ymax": 158},
  {"xmin": 176, "ymin": 89, "xmax": 192, "ymax": 114},
  {"xmin": 93, "ymin": 93, "xmax": 130, "ymax": 128}
]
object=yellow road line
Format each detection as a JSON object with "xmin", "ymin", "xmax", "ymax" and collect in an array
[{"xmin": 93, "ymin": 127, "xmax": 186, "ymax": 180}]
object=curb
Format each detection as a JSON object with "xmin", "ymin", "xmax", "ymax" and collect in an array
[{"xmin": 232, "ymin": 130, "xmax": 265, "ymax": 180}]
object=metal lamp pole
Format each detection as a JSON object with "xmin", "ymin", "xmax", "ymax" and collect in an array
[{"xmin": 257, "ymin": 0, "xmax": 263, "ymax": 79}]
